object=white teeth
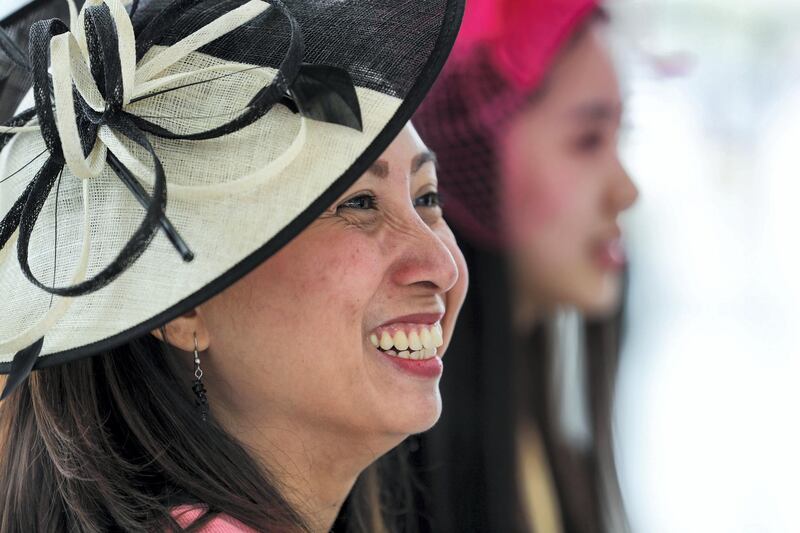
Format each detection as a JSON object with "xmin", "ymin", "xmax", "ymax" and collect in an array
[
  {"xmin": 420, "ymin": 327, "xmax": 434, "ymax": 350},
  {"xmin": 408, "ymin": 330, "xmax": 423, "ymax": 351},
  {"xmin": 373, "ymin": 322, "xmax": 444, "ymax": 356},
  {"xmin": 393, "ymin": 330, "xmax": 409, "ymax": 351},
  {"xmin": 431, "ymin": 324, "xmax": 443, "ymax": 348},
  {"xmin": 380, "ymin": 331, "xmax": 394, "ymax": 351}
]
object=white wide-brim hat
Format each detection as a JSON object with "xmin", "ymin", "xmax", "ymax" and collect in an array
[{"xmin": 0, "ymin": 0, "xmax": 464, "ymax": 397}]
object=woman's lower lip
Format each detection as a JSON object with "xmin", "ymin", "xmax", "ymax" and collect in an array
[
  {"xmin": 379, "ymin": 351, "xmax": 443, "ymax": 379},
  {"xmin": 594, "ymin": 240, "xmax": 626, "ymax": 271}
]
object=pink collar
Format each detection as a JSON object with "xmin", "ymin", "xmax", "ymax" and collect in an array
[{"xmin": 172, "ymin": 506, "xmax": 258, "ymax": 533}]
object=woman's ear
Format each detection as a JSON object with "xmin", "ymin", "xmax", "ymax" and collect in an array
[{"xmin": 151, "ymin": 308, "xmax": 210, "ymax": 352}]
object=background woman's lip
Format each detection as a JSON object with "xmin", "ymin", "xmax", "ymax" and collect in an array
[
  {"xmin": 379, "ymin": 313, "xmax": 445, "ymax": 327},
  {"xmin": 593, "ymin": 239, "xmax": 627, "ymax": 270}
]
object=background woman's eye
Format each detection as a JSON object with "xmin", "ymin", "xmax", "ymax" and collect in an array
[
  {"xmin": 574, "ymin": 131, "xmax": 605, "ymax": 152},
  {"xmin": 338, "ymin": 194, "xmax": 377, "ymax": 211},
  {"xmin": 415, "ymin": 191, "xmax": 442, "ymax": 208}
]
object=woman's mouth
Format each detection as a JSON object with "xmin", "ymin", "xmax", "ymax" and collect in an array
[
  {"xmin": 369, "ymin": 322, "xmax": 444, "ymax": 361},
  {"xmin": 367, "ymin": 314, "xmax": 446, "ymax": 379},
  {"xmin": 593, "ymin": 238, "xmax": 626, "ymax": 271}
]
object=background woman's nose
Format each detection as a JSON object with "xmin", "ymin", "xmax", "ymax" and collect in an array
[{"xmin": 608, "ymin": 161, "xmax": 639, "ymax": 214}]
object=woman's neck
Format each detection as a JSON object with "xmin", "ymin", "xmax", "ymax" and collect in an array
[
  {"xmin": 222, "ymin": 412, "xmax": 393, "ymax": 532},
  {"xmin": 514, "ymin": 290, "xmax": 560, "ymax": 335}
]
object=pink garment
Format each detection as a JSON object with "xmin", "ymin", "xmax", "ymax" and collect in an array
[{"xmin": 172, "ymin": 506, "xmax": 258, "ymax": 533}]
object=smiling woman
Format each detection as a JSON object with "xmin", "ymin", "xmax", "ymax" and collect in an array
[
  {"xmin": 151, "ymin": 124, "xmax": 466, "ymax": 528},
  {"xmin": 0, "ymin": 0, "xmax": 466, "ymax": 531},
  {"xmin": 148, "ymin": 123, "xmax": 467, "ymax": 531}
]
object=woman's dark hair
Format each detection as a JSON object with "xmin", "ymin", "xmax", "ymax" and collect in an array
[
  {"xmin": 336, "ymin": 439, "xmax": 424, "ymax": 533},
  {"xmin": 0, "ymin": 333, "xmax": 416, "ymax": 533},
  {"xmin": 0, "ymin": 335, "xmax": 308, "ymax": 532}
]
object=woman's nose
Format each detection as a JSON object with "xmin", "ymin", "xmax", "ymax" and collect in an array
[
  {"xmin": 608, "ymin": 160, "xmax": 639, "ymax": 214},
  {"xmin": 389, "ymin": 217, "xmax": 460, "ymax": 294}
]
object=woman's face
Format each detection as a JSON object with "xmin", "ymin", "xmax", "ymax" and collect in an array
[
  {"xmin": 197, "ymin": 124, "xmax": 467, "ymax": 449},
  {"xmin": 499, "ymin": 26, "xmax": 638, "ymax": 316}
]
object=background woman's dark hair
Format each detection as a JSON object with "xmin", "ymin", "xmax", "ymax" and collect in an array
[{"xmin": 409, "ymin": 232, "xmax": 629, "ymax": 533}]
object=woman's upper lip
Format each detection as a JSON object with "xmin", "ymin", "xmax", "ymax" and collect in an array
[
  {"xmin": 379, "ymin": 312, "xmax": 445, "ymax": 327},
  {"xmin": 598, "ymin": 225, "xmax": 622, "ymax": 242}
]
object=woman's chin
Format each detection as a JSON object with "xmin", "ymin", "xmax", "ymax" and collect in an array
[
  {"xmin": 576, "ymin": 273, "xmax": 623, "ymax": 317},
  {"xmin": 379, "ymin": 390, "xmax": 442, "ymax": 438},
  {"xmin": 411, "ymin": 397, "xmax": 443, "ymax": 433},
  {"xmin": 367, "ymin": 347, "xmax": 444, "ymax": 433}
]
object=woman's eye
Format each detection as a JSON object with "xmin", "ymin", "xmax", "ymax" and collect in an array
[
  {"xmin": 415, "ymin": 191, "xmax": 442, "ymax": 208},
  {"xmin": 337, "ymin": 194, "xmax": 377, "ymax": 211},
  {"xmin": 574, "ymin": 131, "xmax": 604, "ymax": 152}
]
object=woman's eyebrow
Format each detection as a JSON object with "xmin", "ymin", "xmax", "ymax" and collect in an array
[
  {"xmin": 367, "ymin": 160, "xmax": 390, "ymax": 178},
  {"xmin": 367, "ymin": 151, "xmax": 438, "ymax": 179},
  {"xmin": 411, "ymin": 151, "xmax": 438, "ymax": 174},
  {"xmin": 570, "ymin": 101, "xmax": 623, "ymax": 123}
]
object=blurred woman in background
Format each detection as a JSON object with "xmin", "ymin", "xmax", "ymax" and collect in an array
[{"xmin": 412, "ymin": 1, "xmax": 639, "ymax": 531}]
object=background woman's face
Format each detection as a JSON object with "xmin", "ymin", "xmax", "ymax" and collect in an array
[
  {"xmin": 499, "ymin": 26, "xmax": 639, "ymax": 316},
  {"xmin": 199, "ymin": 124, "xmax": 467, "ymax": 450}
]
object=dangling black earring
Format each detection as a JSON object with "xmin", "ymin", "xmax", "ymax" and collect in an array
[{"xmin": 192, "ymin": 332, "xmax": 209, "ymax": 422}]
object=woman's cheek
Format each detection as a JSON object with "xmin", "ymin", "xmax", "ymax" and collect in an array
[
  {"xmin": 499, "ymin": 133, "xmax": 568, "ymax": 236},
  {"xmin": 502, "ymin": 167, "xmax": 578, "ymax": 246}
]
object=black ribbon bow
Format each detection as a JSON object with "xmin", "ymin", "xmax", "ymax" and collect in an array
[{"xmin": 0, "ymin": 0, "xmax": 363, "ymax": 400}]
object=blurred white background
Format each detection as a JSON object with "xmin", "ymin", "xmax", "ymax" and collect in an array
[
  {"xmin": 0, "ymin": 0, "xmax": 35, "ymax": 21},
  {"xmin": 610, "ymin": 1, "xmax": 800, "ymax": 532}
]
